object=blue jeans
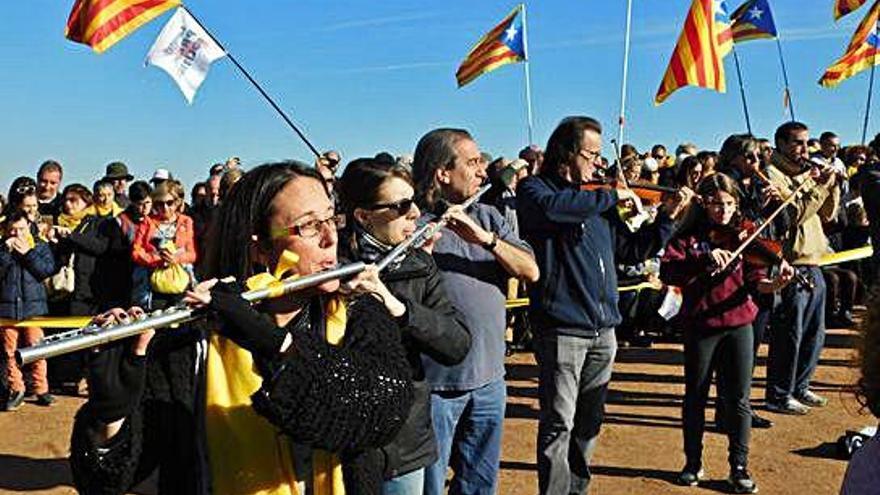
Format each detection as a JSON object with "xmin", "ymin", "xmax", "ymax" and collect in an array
[
  {"xmin": 383, "ymin": 468, "xmax": 425, "ymax": 495},
  {"xmin": 534, "ymin": 330, "xmax": 617, "ymax": 495},
  {"xmin": 766, "ymin": 266, "xmax": 827, "ymax": 402},
  {"xmin": 423, "ymin": 378, "xmax": 507, "ymax": 495}
]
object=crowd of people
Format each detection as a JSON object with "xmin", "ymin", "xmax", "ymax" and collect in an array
[{"xmin": 0, "ymin": 116, "xmax": 879, "ymax": 495}]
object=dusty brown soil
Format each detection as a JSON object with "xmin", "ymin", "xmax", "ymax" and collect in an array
[{"xmin": 0, "ymin": 327, "xmax": 869, "ymax": 495}]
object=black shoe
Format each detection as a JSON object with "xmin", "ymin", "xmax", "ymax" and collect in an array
[
  {"xmin": 838, "ymin": 310, "xmax": 855, "ymax": 327},
  {"xmin": 677, "ymin": 462, "xmax": 704, "ymax": 487},
  {"xmin": 728, "ymin": 465, "xmax": 758, "ymax": 493},
  {"xmin": 751, "ymin": 413, "xmax": 773, "ymax": 429},
  {"xmin": 3, "ymin": 390, "xmax": 25, "ymax": 411},
  {"xmin": 34, "ymin": 393, "xmax": 56, "ymax": 407}
]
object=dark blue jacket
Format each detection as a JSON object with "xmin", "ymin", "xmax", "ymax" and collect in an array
[
  {"xmin": 517, "ymin": 174, "xmax": 676, "ymax": 337},
  {"xmin": 0, "ymin": 241, "xmax": 56, "ymax": 320}
]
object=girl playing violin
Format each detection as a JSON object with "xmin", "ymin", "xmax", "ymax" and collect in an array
[{"xmin": 660, "ymin": 173, "xmax": 795, "ymax": 494}]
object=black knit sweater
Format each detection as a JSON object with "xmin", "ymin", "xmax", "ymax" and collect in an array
[{"xmin": 70, "ymin": 294, "xmax": 414, "ymax": 495}]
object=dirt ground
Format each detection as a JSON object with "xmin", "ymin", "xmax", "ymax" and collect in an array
[{"xmin": 0, "ymin": 326, "xmax": 869, "ymax": 495}]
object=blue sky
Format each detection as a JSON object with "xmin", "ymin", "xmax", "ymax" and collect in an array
[{"xmin": 0, "ymin": 1, "xmax": 872, "ymax": 192}]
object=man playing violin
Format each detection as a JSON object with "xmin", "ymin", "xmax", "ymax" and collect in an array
[
  {"xmin": 763, "ymin": 121, "xmax": 841, "ymax": 416},
  {"xmin": 516, "ymin": 116, "xmax": 693, "ymax": 495}
]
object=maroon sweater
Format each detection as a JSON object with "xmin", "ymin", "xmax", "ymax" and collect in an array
[{"xmin": 660, "ymin": 231, "xmax": 764, "ymax": 330}]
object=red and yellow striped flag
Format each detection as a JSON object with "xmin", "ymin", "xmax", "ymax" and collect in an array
[
  {"xmin": 834, "ymin": 0, "xmax": 869, "ymax": 20},
  {"xmin": 655, "ymin": 0, "xmax": 733, "ymax": 105},
  {"xmin": 65, "ymin": 0, "xmax": 180, "ymax": 54},
  {"xmin": 821, "ymin": 1, "xmax": 880, "ymax": 87}
]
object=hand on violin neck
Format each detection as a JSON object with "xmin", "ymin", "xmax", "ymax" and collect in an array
[{"xmin": 662, "ymin": 186, "xmax": 695, "ymax": 220}]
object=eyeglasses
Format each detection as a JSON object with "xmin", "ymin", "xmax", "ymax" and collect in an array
[
  {"xmin": 742, "ymin": 153, "xmax": 760, "ymax": 163},
  {"xmin": 15, "ymin": 185, "xmax": 36, "ymax": 195},
  {"xmin": 270, "ymin": 213, "xmax": 346, "ymax": 239},
  {"xmin": 579, "ymin": 149, "xmax": 602, "ymax": 163},
  {"xmin": 366, "ymin": 198, "xmax": 415, "ymax": 216}
]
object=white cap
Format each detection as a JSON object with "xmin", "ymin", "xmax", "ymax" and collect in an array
[
  {"xmin": 642, "ymin": 157, "xmax": 659, "ymax": 173},
  {"xmin": 151, "ymin": 168, "xmax": 171, "ymax": 182}
]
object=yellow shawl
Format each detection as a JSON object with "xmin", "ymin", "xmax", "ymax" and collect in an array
[{"xmin": 205, "ymin": 254, "xmax": 346, "ymax": 495}]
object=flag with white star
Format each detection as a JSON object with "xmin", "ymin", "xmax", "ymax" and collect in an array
[
  {"xmin": 455, "ymin": 5, "xmax": 526, "ymax": 88},
  {"xmin": 731, "ymin": 0, "xmax": 778, "ymax": 42}
]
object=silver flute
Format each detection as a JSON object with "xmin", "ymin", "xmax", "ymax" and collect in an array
[
  {"xmin": 17, "ymin": 179, "xmax": 499, "ymax": 365},
  {"xmin": 16, "ymin": 262, "xmax": 366, "ymax": 365}
]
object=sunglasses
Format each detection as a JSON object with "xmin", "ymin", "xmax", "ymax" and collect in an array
[
  {"xmin": 156, "ymin": 199, "xmax": 177, "ymax": 208},
  {"xmin": 366, "ymin": 198, "xmax": 415, "ymax": 216},
  {"xmin": 15, "ymin": 185, "xmax": 36, "ymax": 195}
]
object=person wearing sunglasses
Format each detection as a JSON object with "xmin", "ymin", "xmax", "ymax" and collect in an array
[
  {"xmin": 337, "ymin": 157, "xmax": 470, "ymax": 494},
  {"xmin": 132, "ymin": 180, "xmax": 196, "ymax": 310},
  {"xmin": 5, "ymin": 176, "xmax": 40, "ymax": 225}
]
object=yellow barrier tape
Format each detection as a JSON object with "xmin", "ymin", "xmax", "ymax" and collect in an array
[
  {"xmin": 818, "ymin": 245, "xmax": 873, "ymax": 266},
  {"xmin": 504, "ymin": 280, "xmax": 663, "ymax": 309},
  {"xmin": 0, "ymin": 316, "xmax": 93, "ymax": 329}
]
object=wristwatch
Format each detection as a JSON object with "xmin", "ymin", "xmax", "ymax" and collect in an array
[{"xmin": 482, "ymin": 232, "xmax": 498, "ymax": 251}]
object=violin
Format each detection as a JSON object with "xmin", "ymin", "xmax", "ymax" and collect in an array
[
  {"xmin": 580, "ymin": 177, "xmax": 678, "ymax": 205},
  {"xmin": 707, "ymin": 218, "xmax": 813, "ymax": 289}
]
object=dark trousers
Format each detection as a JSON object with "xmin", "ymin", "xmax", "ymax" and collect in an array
[
  {"xmin": 683, "ymin": 325, "xmax": 753, "ymax": 468},
  {"xmin": 823, "ymin": 267, "xmax": 858, "ymax": 315},
  {"xmin": 766, "ymin": 266, "xmax": 827, "ymax": 402},
  {"xmin": 534, "ymin": 330, "xmax": 616, "ymax": 495}
]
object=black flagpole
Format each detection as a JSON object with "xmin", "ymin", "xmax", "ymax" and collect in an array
[
  {"xmin": 731, "ymin": 46, "xmax": 753, "ymax": 135},
  {"xmin": 775, "ymin": 38, "xmax": 796, "ymax": 122},
  {"xmin": 181, "ymin": 6, "xmax": 321, "ymax": 158}
]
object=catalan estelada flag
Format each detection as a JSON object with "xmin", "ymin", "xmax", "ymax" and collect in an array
[
  {"xmin": 655, "ymin": 0, "xmax": 733, "ymax": 105},
  {"xmin": 455, "ymin": 5, "xmax": 527, "ymax": 88},
  {"xmin": 835, "ymin": 0, "xmax": 869, "ymax": 20},
  {"xmin": 65, "ymin": 0, "xmax": 181, "ymax": 54},
  {"xmin": 731, "ymin": 0, "xmax": 778, "ymax": 42},
  {"xmin": 821, "ymin": 1, "xmax": 880, "ymax": 87}
]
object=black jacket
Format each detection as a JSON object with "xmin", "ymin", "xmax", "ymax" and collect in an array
[
  {"xmin": 854, "ymin": 163, "xmax": 880, "ymax": 266},
  {"xmin": 70, "ymin": 294, "xmax": 414, "ymax": 495},
  {"xmin": 517, "ymin": 174, "xmax": 676, "ymax": 336},
  {"xmin": 56, "ymin": 216, "xmax": 132, "ymax": 314},
  {"xmin": 377, "ymin": 249, "xmax": 470, "ymax": 478}
]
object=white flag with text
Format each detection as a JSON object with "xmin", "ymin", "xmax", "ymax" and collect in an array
[{"xmin": 146, "ymin": 8, "xmax": 225, "ymax": 104}]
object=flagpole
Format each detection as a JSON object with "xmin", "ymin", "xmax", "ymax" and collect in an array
[
  {"xmin": 180, "ymin": 6, "xmax": 321, "ymax": 158},
  {"xmin": 775, "ymin": 37, "xmax": 796, "ymax": 122},
  {"xmin": 731, "ymin": 45, "xmax": 753, "ymax": 134},
  {"xmin": 616, "ymin": 0, "xmax": 634, "ymax": 148},
  {"xmin": 862, "ymin": 22, "xmax": 879, "ymax": 144},
  {"xmin": 521, "ymin": 3, "xmax": 535, "ymax": 145}
]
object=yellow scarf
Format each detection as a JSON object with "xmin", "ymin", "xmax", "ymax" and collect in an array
[
  {"xmin": 57, "ymin": 209, "xmax": 89, "ymax": 230},
  {"xmin": 205, "ymin": 252, "xmax": 346, "ymax": 495},
  {"xmin": 84, "ymin": 202, "xmax": 122, "ymax": 218}
]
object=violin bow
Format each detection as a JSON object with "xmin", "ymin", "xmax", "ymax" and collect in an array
[{"xmin": 717, "ymin": 177, "xmax": 813, "ymax": 273}]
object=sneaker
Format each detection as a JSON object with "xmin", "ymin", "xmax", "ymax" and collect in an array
[
  {"xmin": 766, "ymin": 398, "xmax": 810, "ymax": 415},
  {"xmin": 795, "ymin": 390, "xmax": 828, "ymax": 407},
  {"xmin": 34, "ymin": 393, "xmax": 56, "ymax": 407},
  {"xmin": 751, "ymin": 412, "xmax": 773, "ymax": 429},
  {"xmin": 728, "ymin": 465, "xmax": 758, "ymax": 493},
  {"xmin": 677, "ymin": 464, "xmax": 704, "ymax": 487},
  {"xmin": 3, "ymin": 390, "xmax": 25, "ymax": 412}
]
